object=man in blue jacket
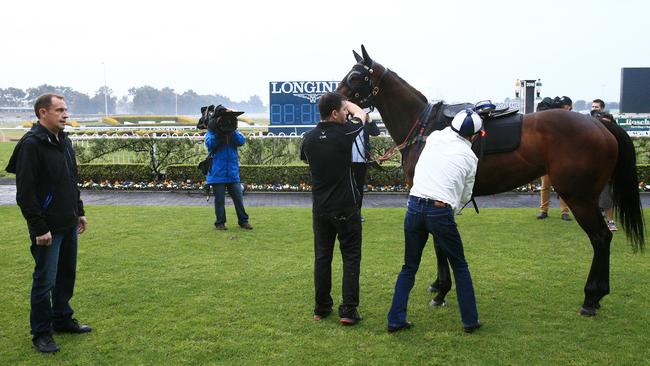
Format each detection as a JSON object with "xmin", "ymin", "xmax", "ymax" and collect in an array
[{"xmin": 204, "ymin": 106, "xmax": 252, "ymax": 230}]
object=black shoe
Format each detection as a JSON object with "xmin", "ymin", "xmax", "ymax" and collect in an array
[
  {"xmin": 387, "ymin": 321, "xmax": 413, "ymax": 333},
  {"xmin": 313, "ymin": 309, "xmax": 332, "ymax": 321},
  {"xmin": 214, "ymin": 223, "xmax": 227, "ymax": 230},
  {"xmin": 239, "ymin": 223, "xmax": 253, "ymax": 230},
  {"xmin": 537, "ymin": 212, "xmax": 548, "ymax": 219},
  {"xmin": 561, "ymin": 213, "xmax": 572, "ymax": 221},
  {"xmin": 339, "ymin": 310, "xmax": 363, "ymax": 326},
  {"xmin": 32, "ymin": 335, "xmax": 59, "ymax": 353},
  {"xmin": 53, "ymin": 318, "xmax": 92, "ymax": 334},
  {"xmin": 463, "ymin": 322, "xmax": 482, "ymax": 333}
]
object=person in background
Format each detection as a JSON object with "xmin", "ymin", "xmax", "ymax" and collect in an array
[
  {"xmin": 591, "ymin": 99, "xmax": 617, "ymax": 231},
  {"xmin": 351, "ymin": 115, "xmax": 380, "ymax": 222},
  {"xmin": 6, "ymin": 94, "xmax": 91, "ymax": 353},
  {"xmin": 204, "ymin": 105, "xmax": 252, "ymax": 230},
  {"xmin": 536, "ymin": 96, "xmax": 573, "ymax": 221},
  {"xmin": 300, "ymin": 92, "xmax": 367, "ymax": 326}
]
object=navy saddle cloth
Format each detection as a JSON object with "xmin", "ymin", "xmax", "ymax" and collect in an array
[{"xmin": 471, "ymin": 113, "xmax": 523, "ymax": 156}]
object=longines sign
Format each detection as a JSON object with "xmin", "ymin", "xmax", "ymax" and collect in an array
[{"xmin": 269, "ymin": 81, "xmax": 339, "ymax": 126}]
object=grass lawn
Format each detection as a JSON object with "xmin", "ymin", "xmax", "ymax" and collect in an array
[
  {"xmin": 0, "ymin": 206, "xmax": 648, "ymax": 365},
  {"xmin": 0, "ymin": 141, "xmax": 17, "ymax": 178}
]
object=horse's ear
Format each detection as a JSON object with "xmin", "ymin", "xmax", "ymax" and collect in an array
[
  {"xmin": 353, "ymin": 50, "xmax": 362, "ymax": 63},
  {"xmin": 361, "ymin": 44, "xmax": 372, "ymax": 65}
]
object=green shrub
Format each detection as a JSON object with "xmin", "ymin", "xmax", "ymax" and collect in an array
[
  {"xmin": 78, "ymin": 164, "xmax": 152, "ymax": 182},
  {"xmin": 637, "ymin": 164, "xmax": 650, "ymax": 185},
  {"xmin": 165, "ymin": 163, "xmax": 403, "ymax": 186},
  {"xmin": 165, "ymin": 164, "xmax": 311, "ymax": 184},
  {"xmin": 76, "ymin": 162, "xmax": 650, "ymax": 192}
]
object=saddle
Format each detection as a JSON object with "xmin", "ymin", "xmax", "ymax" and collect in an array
[{"xmin": 442, "ymin": 100, "xmax": 518, "ymax": 120}]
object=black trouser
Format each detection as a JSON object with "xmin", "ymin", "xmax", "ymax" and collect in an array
[
  {"xmin": 312, "ymin": 208, "xmax": 362, "ymax": 317},
  {"xmin": 351, "ymin": 162, "xmax": 367, "ymax": 209}
]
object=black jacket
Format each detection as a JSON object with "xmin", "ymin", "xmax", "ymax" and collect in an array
[
  {"xmin": 6, "ymin": 123, "xmax": 84, "ymax": 236},
  {"xmin": 300, "ymin": 120, "xmax": 364, "ymax": 214}
]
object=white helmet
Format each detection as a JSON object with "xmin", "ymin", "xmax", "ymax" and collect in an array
[{"xmin": 450, "ymin": 109, "xmax": 483, "ymax": 137}]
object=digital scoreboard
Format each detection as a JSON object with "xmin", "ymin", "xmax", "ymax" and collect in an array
[{"xmin": 269, "ymin": 81, "xmax": 339, "ymax": 133}]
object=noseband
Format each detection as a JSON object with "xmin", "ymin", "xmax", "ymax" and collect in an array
[{"xmin": 341, "ymin": 61, "xmax": 390, "ymax": 110}]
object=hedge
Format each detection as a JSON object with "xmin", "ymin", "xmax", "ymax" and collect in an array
[
  {"xmin": 78, "ymin": 163, "xmax": 650, "ymax": 188},
  {"xmin": 78, "ymin": 164, "xmax": 153, "ymax": 182}
]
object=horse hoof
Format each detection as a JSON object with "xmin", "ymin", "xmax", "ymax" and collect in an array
[
  {"xmin": 429, "ymin": 299, "xmax": 446, "ymax": 307},
  {"xmin": 427, "ymin": 285, "xmax": 438, "ymax": 294},
  {"xmin": 580, "ymin": 307, "xmax": 597, "ymax": 317}
]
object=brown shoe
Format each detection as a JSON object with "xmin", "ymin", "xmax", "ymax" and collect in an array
[
  {"xmin": 214, "ymin": 223, "xmax": 227, "ymax": 230},
  {"xmin": 239, "ymin": 223, "xmax": 253, "ymax": 230}
]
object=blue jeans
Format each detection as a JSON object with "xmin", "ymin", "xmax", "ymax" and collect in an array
[
  {"xmin": 211, "ymin": 183, "xmax": 249, "ymax": 226},
  {"xmin": 387, "ymin": 196, "xmax": 479, "ymax": 328},
  {"xmin": 30, "ymin": 226, "xmax": 78, "ymax": 337}
]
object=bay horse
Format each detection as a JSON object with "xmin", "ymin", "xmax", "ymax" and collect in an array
[{"xmin": 337, "ymin": 45, "xmax": 644, "ymax": 316}]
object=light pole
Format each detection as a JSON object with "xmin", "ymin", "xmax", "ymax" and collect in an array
[{"xmin": 102, "ymin": 62, "xmax": 108, "ymax": 115}]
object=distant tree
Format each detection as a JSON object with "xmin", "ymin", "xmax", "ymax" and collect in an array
[
  {"xmin": 25, "ymin": 84, "xmax": 96, "ymax": 114},
  {"xmin": 573, "ymin": 100, "xmax": 587, "ymax": 111},
  {"xmin": 159, "ymin": 87, "xmax": 177, "ymax": 115},
  {"xmin": 0, "ymin": 87, "xmax": 27, "ymax": 106},
  {"xmin": 245, "ymin": 95, "xmax": 265, "ymax": 112},
  {"xmin": 90, "ymin": 86, "xmax": 117, "ymax": 114},
  {"xmin": 130, "ymin": 86, "xmax": 160, "ymax": 114},
  {"xmin": 116, "ymin": 95, "xmax": 133, "ymax": 114}
]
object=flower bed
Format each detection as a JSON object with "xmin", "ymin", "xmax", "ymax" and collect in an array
[{"xmin": 76, "ymin": 164, "xmax": 650, "ymax": 192}]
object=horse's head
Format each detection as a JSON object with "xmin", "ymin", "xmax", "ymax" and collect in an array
[{"xmin": 336, "ymin": 45, "xmax": 389, "ymax": 109}]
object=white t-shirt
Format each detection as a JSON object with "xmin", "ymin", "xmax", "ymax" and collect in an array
[
  {"xmin": 409, "ymin": 127, "xmax": 478, "ymax": 213},
  {"xmin": 351, "ymin": 132, "xmax": 366, "ymax": 163}
]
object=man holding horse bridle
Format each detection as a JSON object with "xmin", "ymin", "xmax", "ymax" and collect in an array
[
  {"xmin": 387, "ymin": 109, "xmax": 482, "ymax": 333},
  {"xmin": 300, "ymin": 92, "xmax": 367, "ymax": 326}
]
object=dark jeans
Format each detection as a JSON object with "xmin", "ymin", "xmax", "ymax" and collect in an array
[
  {"xmin": 312, "ymin": 208, "xmax": 362, "ymax": 317},
  {"xmin": 351, "ymin": 162, "xmax": 367, "ymax": 209},
  {"xmin": 387, "ymin": 196, "xmax": 479, "ymax": 328},
  {"xmin": 30, "ymin": 226, "xmax": 78, "ymax": 338},
  {"xmin": 211, "ymin": 183, "xmax": 249, "ymax": 226}
]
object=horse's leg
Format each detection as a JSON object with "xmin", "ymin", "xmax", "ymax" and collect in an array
[
  {"xmin": 566, "ymin": 200, "xmax": 613, "ymax": 316},
  {"xmin": 428, "ymin": 243, "xmax": 452, "ymax": 306}
]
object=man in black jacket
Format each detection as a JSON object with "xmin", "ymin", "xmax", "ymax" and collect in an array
[
  {"xmin": 6, "ymin": 94, "xmax": 91, "ymax": 353},
  {"xmin": 300, "ymin": 92, "xmax": 367, "ymax": 325}
]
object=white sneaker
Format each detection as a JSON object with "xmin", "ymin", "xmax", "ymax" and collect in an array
[{"xmin": 607, "ymin": 220, "xmax": 618, "ymax": 231}]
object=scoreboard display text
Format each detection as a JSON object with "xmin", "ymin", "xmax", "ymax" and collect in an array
[{"xmin": 269, "ymin": 81, "xmax": 339, "ymax": 125}]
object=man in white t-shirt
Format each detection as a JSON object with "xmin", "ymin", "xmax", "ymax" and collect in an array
[{"xmin": 387, "ymin": 109, "xmax": 482, "ymax": 334}]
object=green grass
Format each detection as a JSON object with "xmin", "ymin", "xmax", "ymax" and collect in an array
[
  {"xmin": 0, "ymin": 141, "xmax": 17, "ymax": 178},
  {"xmin": 0, "ymin": 206, "xmax": 648, "ymax": 365}
]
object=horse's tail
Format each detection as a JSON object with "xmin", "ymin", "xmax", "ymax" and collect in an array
[{"xmin": 601, "ymin": 120, "xmax": 645, "ymax": 252}]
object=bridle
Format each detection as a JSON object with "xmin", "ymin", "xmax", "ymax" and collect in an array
[
  {"xmin": 340, "ymin": 61, "xmax": 390, "ymax": 110},
  {"xmin": 341, "ymin": 61, "xmax": 439, "ymax": 163}
]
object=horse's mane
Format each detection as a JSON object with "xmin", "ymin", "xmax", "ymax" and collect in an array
[{"xmin": 389, "ymin": 70, "xmax": 428, "ymax": 104}]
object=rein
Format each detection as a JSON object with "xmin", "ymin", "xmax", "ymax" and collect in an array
[
  {"xmin": 343, "ymin": 61, "xmax": 436, "ymax": 164},
  {"xmin": 371, "ymin": 103, "xmax": 435, "ymax": 163}
]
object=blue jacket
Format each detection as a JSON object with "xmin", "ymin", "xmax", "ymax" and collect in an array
[{"xmin": 205, "ymin": 129, "xmax": 245, "ymax": 184}]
